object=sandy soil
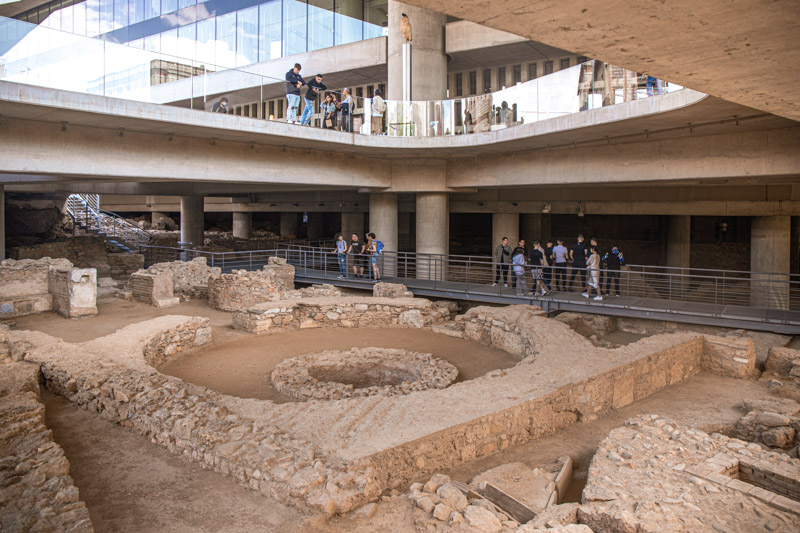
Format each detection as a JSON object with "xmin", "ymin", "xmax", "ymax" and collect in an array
[{"xmin": 159, "ymin": 328, "xmax": 519, "ymax": 403}]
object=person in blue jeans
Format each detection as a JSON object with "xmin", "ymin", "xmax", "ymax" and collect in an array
[
  {"xmin": 284, "ymin": 63, "xmax": 305, "ymax": 124},
  {"xmin": 300, "ymin": 74, "xmax": 327, "ymax": 126},
  {"xmin": 331, "ymin": 233, "xmax": 347, "ymax": 278}
]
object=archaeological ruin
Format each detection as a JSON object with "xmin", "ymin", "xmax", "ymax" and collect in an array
[{"xmin": 0, "ymin": 253, "xmax": 798, "ymax": 533}]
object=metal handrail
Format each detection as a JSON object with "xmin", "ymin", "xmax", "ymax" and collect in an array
[{"xmin": 65, "ymin": 193, "xmax": 151, "ymax": 251}]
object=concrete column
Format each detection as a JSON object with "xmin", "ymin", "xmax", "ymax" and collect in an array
[
  {"xmin": 751, "ymin": 216, "xmax": 791, "ymax": 310},
  {"xmin": 232, "ymin": 212, "xmax": 252, "ymax": 239},
  {"xmin": 416, "ymin": 192, "xmax": 448, "ymax": 280},
  {"xmin": 520, "ymin": 214, "xmax": 551, "ymax": 244},
  {"xmin": 665, "ymin": 215, "xmax": 691, "ymax": 270},
  {"xmin": 341, "ymin": 212, "xmax": 364, "ymax": 240},
  {"xmin": 791, "ymin": 216, "xmax": 800, "ymax": 275},
  {"xmin": 0, "ymin": 185, "xmax": 4, "ymax": 260},
  {"xmin": 388, "ymin": 1, "xmax": 447, "ymax": 101},
  {"xmin": 492, "ymin": 213, "xmax": 519, "ymax": 250},
  {"xmin": 306, "ymin": 212, "xmax": 324, "ymax": 241},
  {"xmin": 370, "ymin": 193, "xmax": 398, "ymax": 277},
  {"xmin": 179, "ymin": 196, "xmax": 204, "ymax": 249},
  {"xmin": 280, "ymin": 212, "xmax": 299, "ymax": 239}
]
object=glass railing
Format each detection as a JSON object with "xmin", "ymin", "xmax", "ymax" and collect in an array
[{"xmin": 0, "ymin": 14, "xmax": 684, "ymax": 138}]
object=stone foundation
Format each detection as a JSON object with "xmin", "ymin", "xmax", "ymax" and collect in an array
[
  {"xmin": 208, "ymin": 259, "xmax": 295, "ymax": 311},
  {"xmin": 108, "ymin": 253, "xmax": 144, "ymax": 280},
  {"xmin": 0, "ymin": 258, "xmax": 97, "ymax": 319},
  {"xmin": 9, "ymin": 236, "xmax": 111, "ymax": 278},
  {"xmin": 0, "ymin": 362, "xmax": 94, "ymax": 533},
  {"xmin": 232, "ymin": 297, "xmax": 458, "ymax": 335},
  {"xmin": 373, "ymin": 282, "xmax": 414, "ymax": 299},
  {"xmin": 143, "ymin": 257, "xmax": 222, "ymax": 300},
  {"xmin": 271, "ymin": 347, "xmax": 458, "ymax": 401},
  {"xmin": 128, "ymin": 270, "xmax": 180, "ymax": 308}
]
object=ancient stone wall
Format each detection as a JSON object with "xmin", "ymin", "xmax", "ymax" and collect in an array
[
  {"xmin": 128, "ymin": 270, "xmax": 179, "ymax": 308},
  {"xmin": 702, "ymin": 336, "xmax": 758, "ymax": 379},
  {"xmin": 142, "ymin": 317, "xmax": 212, "ymax": 368},
  {"xmin": 143, "ymin": 257, "xmax": 221, "ymax": 300},
  {"xmin": 232, "ymin": 297, "xmax": 458, "ymax": 335},
  {"xmin": 108, "ymin": 253, "xmax": 144, "ymax": 280},
  {"xmin": 9, "ymin": 236, "xmax": 111, "ymax": 278},
  {"xmin": 373, "ymin": 282, "xmax": 414, "ymax": 298},
  {"xmin": 208, "ymin": 260, "xmax": 295, "ymax": 311},
  {"xmin": 0, "ymin": 362, "xmax": 94, "ymax": 532},
  {"xmin": 48, "ymin": 268, "xmax": 98, "ymax": 318}
]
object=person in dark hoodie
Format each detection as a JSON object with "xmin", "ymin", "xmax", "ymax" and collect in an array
[
  {"xmin": 285, "ymin": 63, "xmax": 305, "ymax": 124},
  {"xmin": 300, "ymin": 73, "xmax": 327, "ymax": 126}
]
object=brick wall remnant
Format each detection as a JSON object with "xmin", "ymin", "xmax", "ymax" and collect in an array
[
  {"xmin": 48, "ymin": 267, "xmax": 98, "ymax": 318},
  {"xmin": 9, "ymin": 235, "xmax": 111, "ymax": 277},
  {"xmin": 208, "ymin": 261, "xmax": 295, "ymax": 311},
  {"xmin": 702, "ymin": 336, "xmax": 758, "ymax": 379},
  {"xmin": 143, "ymin": 257, "xmax": 221, "ymax": 300},
  {"xmin": 129, "ymin": 270, "xmax": 179, "ymax": 308},
  {"xmin": 108, "ymin": 253, "xmax": 144, "ymax": 280}
]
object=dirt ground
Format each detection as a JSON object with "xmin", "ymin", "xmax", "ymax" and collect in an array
[
  {"xmin": 43, "ymin": 371, "xmax": 778, "ymax": 533},
  {"xmin": 160, "ymin": 328, "xmax": 518, "ymax": 403}
]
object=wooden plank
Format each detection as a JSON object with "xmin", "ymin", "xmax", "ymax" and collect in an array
[
  {"xmin": 450, "ymin": 480, "xmax": 482, "ymax": 501},
  {"xmin": 482, "ymin": 482, "xmax": 538, "ymax": 524}
]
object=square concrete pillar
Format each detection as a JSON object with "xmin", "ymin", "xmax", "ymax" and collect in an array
[
  {"xmin": 416, "ymin": 192, "xmax": 448, "ymax": 280},
  {"xmin": 232, "ymin": 212, "xmax": 252, "ymax": 239},
  {"xmin": 492, "ymin": 213, "xmax": 519, "ymax": 251},
  {"xmin": 341, "ymin": 212, "xmax": 365, "ymax": 241},
  {"xmin": 520, "ymin": 214, "xmax": 551, "ymax": 245},
  {"xmin": 370, "ymin": 193, "xmax": 398, "ymax": 277},
  {"xmin": 180, "ymin": 196, "xmax": 204, "ymax": 249},
  {"xmin": 666, "ymin": 215, "xmax": 691, "ymax": 270},
  {"xmin": 791, "ymin": 216, "xmax": 799, "ymax": 275},
  {"xmin": 280, "ymin": 212, "xmax": 300, "ymax": 239},
  {"xmin": 751, "ymin": 216, "xmax": 790, "ymax": 310},
  {"xmin": 0, "ymin": 185, "xmax": 4, "ymax": 260},
  {"xmin": 306, "ymin": 212, "xmax": 324, "ymax": 241}
]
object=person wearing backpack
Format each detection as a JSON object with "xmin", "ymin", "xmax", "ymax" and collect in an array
[
  {"xmin": 371, "ymin": 89, "xmax": 386, "ymax": 135},
  {"xmin": 511, "ymin": 247, "xmax": 528, "ymax": 296},
  {"xmin": 366, "ymin": 232, "xmax": 383, "ymax": 282}
]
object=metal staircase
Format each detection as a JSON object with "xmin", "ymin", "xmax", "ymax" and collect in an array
[{"xmin": 65, "ymin": 194, "xmax": 150, "ymax": 252}]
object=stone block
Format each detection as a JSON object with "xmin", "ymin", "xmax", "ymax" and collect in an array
[
  {"xmin": 765, "ymin": 347, "xmax": 800, "ymax": 376},
  {"xmin": 702, "ymin": 336, "xmax": 757, "ymax": 379},
  {"xmin": 49, "ymin": 268, "xmax": 98, "ymax": 318}
]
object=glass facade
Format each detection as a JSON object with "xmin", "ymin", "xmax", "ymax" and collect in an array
[{"xmin": 14, "ymin": 0, "xmax": 388, "ymax": 68}]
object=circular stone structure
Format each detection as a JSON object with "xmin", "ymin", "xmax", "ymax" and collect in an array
[{"xmin": 271, "ymin": 347, "xmax": 458, "ymax": 401}]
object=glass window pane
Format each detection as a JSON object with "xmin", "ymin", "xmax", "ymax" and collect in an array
[
  {"xmin": 259, "ymin": 0, "xmax": 282, "ymax": 61},
  {"xmin": 216, "ymin": 12, "xmax": 236, "ymax": 67},
  {"xmin": 145, "ymin": 0, "xmax": 160, "ymax": 20},
  {"xmin": 334, "ymin": 0, "xmax": 361, "ymax": 46},
  {"xmin": 129, "ymin": 0, "xmax": 144, "ymax": 24},
  {"xmin": 62, "ymin": 3, "xmax": 74, "ymax": 33},
  {"xmin": 308, "ymin": 0, "xmax": 333, "ymax": 51},
  {"xmin": 129, "ymin": 37, "xmax": 144, "ymax": 48},
  {"xmin": 74, "ymin": 2, "xmax": 87, "ymax": 35},
  {"xmin": 161, "ymin": 28, "xmax": 178, "ymax": 56},
  {"xmin": 236, "ymin": 6, "xmax": 258, "ymax": 66},
  {"xmin": 100, "ymin": 0, "xmax": 114, "ymax": 33},
  {"xmin": 86, "ymin": 0, "xmax": 101, "ymax": 37},
  {"xmin": 179, "ymin": 0, "xmax": 196, "ymax": 9},
  {"xmin": 144, "ymin": 32, "xmax": 160, "ymax": 52},
  {"xmin": 364, "ymin": 0, "xmax": 387, "ymax": 39},
  {"xmin": 283, "ymin": 0, "xmax": 307, "ymax": 56},
  {"xmin": 196, "ymin": 18, "xmax": 215, "ymax": 65},
  {"xmin": 178, "ymin": 22, "xmax": 196, "ymax": 61},
  {"xmin": 162, "ymin": 0, "xmax": 178, "ymax": 15}
]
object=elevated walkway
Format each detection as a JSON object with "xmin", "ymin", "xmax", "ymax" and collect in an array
[{"xmin": 142, "ymin": 245, "xmax": 800, "ymax": 334}]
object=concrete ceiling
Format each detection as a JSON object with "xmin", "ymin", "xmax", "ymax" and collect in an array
[{"xmin": 399, "ymin": 0, "xmax": 800, "ymax": 121}]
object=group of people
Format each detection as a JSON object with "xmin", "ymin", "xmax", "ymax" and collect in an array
[
  {"xmin": 284, "ymin": 63, "xmax": 386, "ymax": 134},
  {"xmin": 331, "ymin": 232, "xmax": 384, "ymax": 282},
  {"xmin": 493, "ymin": 234, "xmax": 624, "ymax": 301}
]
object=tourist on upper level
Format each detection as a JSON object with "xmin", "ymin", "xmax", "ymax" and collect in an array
[
  {"xmin": 603, "ymin": 245, "xmax": 625, "ymax": 297},
  {"xmin": 321, "ymin": 93, "xmax": 337, "ymax": 129},
  {"xmin": 285, "ymin": 63, "xmax": 305, "ymax": 124},
  {"xmin": 511, "ymin": 247, "xmax": 528, "ymax": 296},
  {"xmin": 331, "ymin": 233, "xmax": 348, "ymax": 279},
  {"xmin": 552, "ymin": 238, "xmax": 569, "ymax": 291},
  {"xmin": 339, "ymin": 88, "xmax": 353, "ymax": 132},
  {"xmin": 371, "ymin": 89, "xmax": 386, "ymax": 135},
  {"xmin": 569, "ymin": 234, "xmax": 588, "ymax": 292},
  {"xmin": 301, "ymin": 74, "xmax": 327, "ymax": 126},
  {"xmin": 583, "ymin": 246, "xmax": 603, "ymax": 301},
  {"xmin": 492, "ymin": 237, "xmax": 511, "ymax": 288},
  {"xmin": 211, "ymin": 96, "xmax": 229, "ymax": 113}
]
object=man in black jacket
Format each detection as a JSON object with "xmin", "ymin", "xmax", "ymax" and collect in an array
[
  {"xmin": 285, "ymin": 63, "xmax": 305, "ymax": 123},
  {"xmin": 603, "ymin": 245, "xmax": 624, "ymax": 296},
  {"xmin": 300, "ymin": 74, "xmax": 327, "ymax": 126}
]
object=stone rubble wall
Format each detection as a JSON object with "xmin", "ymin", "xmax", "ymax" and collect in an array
[
  {"xmin": 702, "ymin": 336, "xmax": 758, "ymax": 379},
  {"xmin": 454, "ymin": 306, "xmax": 546, "ymax": 360},
  {"xmin": 0, "ymin": 361, "xmax": 94, "ymax": 533},
  {"xmin": 142, "ymin": 257, "xmax": 222, "ymax": 300},
  {"xmin": 128, "ymin": 270, "xmax": 179, "ymax": 308},
  {"xmin": 107, "ymin": 253, "xmax": 144, "ymax": 280},
  {"xmin": 373, "ymin": 282, "xmax": 414, "ymax": 299},
  {"xmin": 48, "ymin": 268, "xmax": 98, "ymax": 318},
  {"xmin": 208, "ymin": 260, "xmax": 295, "ymax": 311},
  {"xmin": 736, "ymin": 409, "xmax": 800, "ymax": 450},
  {"xmin": 232, "ymin": 297, "xmax": 458, "ymax": 335},
  {"xmin": 9, "ymin": 236, "xmax": 111, "ymax": 278},
  {"xmin": 13, "ymin": 318, "xmax": 381, "ymax": 517}
]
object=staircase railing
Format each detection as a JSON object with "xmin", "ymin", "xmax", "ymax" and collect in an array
[{"xmin": 65, "ymin": 194, "xmax": 150, "ymax": 251}]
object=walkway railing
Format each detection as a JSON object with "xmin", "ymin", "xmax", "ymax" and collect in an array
[
  {"xmin": 66, "ymin": 193, "xmax": 150, "ymax": 252},
  {"xmin": 1, "ymin": 15, "xmax": 681, "ymax": 137},
  {"xmin": 140, "ymin": 244, "xmax": 800, "ymax": 332}
]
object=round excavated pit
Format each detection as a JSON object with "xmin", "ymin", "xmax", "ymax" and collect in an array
[{"xmin": 271, "ymin": 347, "xmax": 458, "ymax": 400}]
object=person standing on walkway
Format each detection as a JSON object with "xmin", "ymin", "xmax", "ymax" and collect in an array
[
  {"xmin": 492, "ymin": 237, "xmax": 511, "ymax": 287},
  {"xmin": 300, "ymin": 74, "xmax": 327, "ymax": 126},
  {"xmin": 603, "ymin": 245, "xmax": 624, "ymax": 296},
  {"xmin": 583, "ymin": 246, "xmax": 603, "ymax": 301},
  {"xmin": 552, "ymin": 238, "xmax": 569, "ymax": 291},
  {"xmin": 544, "ymin": 240, "xmax": 555, "ymax": 291},
  {"xmin": 529, "ymin": 240, "xmax": 551, "ymax": 296},
  {"xmin": 331, "ymin": 233, "xmax": 347, "ymax": 278},
  {"xmin": 512, "ymin": 246, "xmax": 528, "ymax": 296},
  {"xmin": 321, "ymin": 93, "xmax": 337, "ymax": 129},
  {"xmin": 285, "ymin": 63, "xmax": 305, "ymax": 124},
  {"xmin": 347, "ymin": 232, "xmax": 365, "ymax": 279},
  {"xmin": 590, "ymin": 237, "xmax": 604, "ymax": 296},
  {"xmin": 339, "ymin": 88, "xmax": 353, "ymax": 132},
  {"xmin": 569, "ymin": 234, "xmax": 588, "ymax": 292},
  {"xmin": 371, "ymin": 89, "xmax": 386, "ymax": 135},
  {"xmin": 366, "ymin": 232, "xmax": 382, "ymax": 283}
]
